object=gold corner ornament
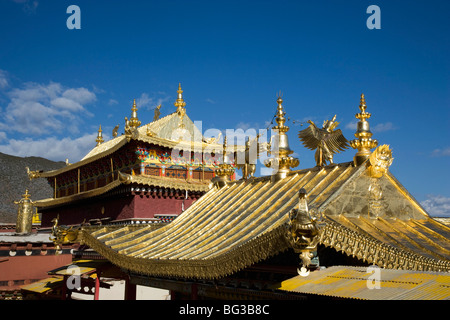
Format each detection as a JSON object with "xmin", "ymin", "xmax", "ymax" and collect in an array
[
  {"xmin": 285, "ymin": 189, "xmax": 324, "ymax": 274},
  {"xmin": 153, "ymin": 104, "xmax": 162, "ymax": 122},
  {"xmin": 25, "ymin": 166, "xmax": 41, "ymax": 180},
  {"xmin": 96, "ymin": 125, "xmax": 104, "ymax": 146},
  {"xmin": 298, "ymin": 115, "xmax": 349, "ymax": 167},
  {"xmin": 264, "ymin": 95, "xmax": 299, "ymax": 181},
  {"xmin": 350, "ymin": 94, "xmax": 378, "ymax": 165},
  {"xmin": 368, "ymin": 144, "xmax": 394, "ymax": 178},
  {"xmin": 49, "ymin": 214, "xmax": 81, "ymax": 254},
  {"xmin": 14, "ymin": 189, "xmax": 36, "ymax": 234},
  {"xmin": 112, "ymin": 124, "xmax": 120, "ymax": 138}
]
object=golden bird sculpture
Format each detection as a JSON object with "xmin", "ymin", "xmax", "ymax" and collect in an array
[{"xmin": 298, "ymin": 115, "xmax": 349, "ymax": 167}]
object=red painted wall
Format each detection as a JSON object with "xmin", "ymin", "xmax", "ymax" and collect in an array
[
  {"xmin": 0, "ymin": 254, "xmax": 72, "ymax": 289},
  {"xmin": 40, "ymin": 193, "xmax": 198, "ymax": 227},
  {"xmin": 132, "ymin": 195, "xmax": 196, "ymax": 218}
]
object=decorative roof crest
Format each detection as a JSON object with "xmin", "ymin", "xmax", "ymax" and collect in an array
[
  {"xmin": 264, "ymin": 94, "xmax": 299, "ymax": 182},
  {"xmin": 350, "ymin": 94, "xmax": 378, "ymax": 165},
  {"xmin": 128, "ymin": 99, "xmax": 141, "ymax": 128},
  {"xmin": 96, "ymin": 125, "xmax": 104, "ymax": 146}
]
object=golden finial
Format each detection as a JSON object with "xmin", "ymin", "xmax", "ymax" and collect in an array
[
  {"xmin": 22, "ymin": 189, "xmax": 31, "ymax": 200},
  {"xmin": 213, "ymin": 135, "xmax": 235, "ymax": 188},
  {"xmin": 96, "ymin": 125, "xmax": 104, "ymax": 146},
  {"xmin": 264, "ymin": 94, "xmax": 299, "ymax": 182},
  {"xmin": 128, "ymin": 99, "xmax": 141, "ymax": 128},
  {"xmin": 273, "ymin": 94, "xmax": 289, "ymax": 133},
  {"xmin": 350, "ymin": 94, "xmax": 378, "ymax": 165},
  {"xmin": 174, "ymin": 83, "xmax": 186, "ymax": 111}
]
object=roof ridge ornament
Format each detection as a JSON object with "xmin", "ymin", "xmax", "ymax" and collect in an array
[
  {"xmin": 128, "ymin": 99, "xmax": 141, "ymax": 128},
  {"xmin": 285, "ymin": 189, "xmax": 324, "ymax": 275},
  {"xmin": 264, "ymin": 94, "xmax": 299, "ymax": 182},
  {"xmin": 350, "ymin": 94, "xmax": 378, "ymax": 166},
  {"xmin": 174, "ymin": 83, "xmax": 186, "ymax": 128},
  {"xmin": 298, "ymin": 114, "xmax": 349, "ymax": 167},
  {"xmin": 174, "ymin": 83, "xmax": 186, "ymax": 112},
  {"xmin": 96, "ymin": 125, "xmax": 104, "ymax": 146},
  {"xmin": 212, "ymin": 136, "xmax": 235, "ymax": 188}
]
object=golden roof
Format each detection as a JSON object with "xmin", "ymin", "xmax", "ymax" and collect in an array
[
  {"xmin": 275, "ymin": 266, "xmax": 450, "ymax": 300},
  {"xmin": 37, "ymin": 112, "xmax": 241, "ymax": 179},
  {"xmin": 76, "ymin": 162, "xmax": 450, "ymax": 279}
]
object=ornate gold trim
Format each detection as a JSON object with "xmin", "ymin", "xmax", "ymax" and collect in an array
[
  {"xmin": 319, "ymin": 218, "xmax": 450, "ymax": 272},
  {"xmin": 80, "ymin": 225, "xmax": 290, "ymax": 279}
]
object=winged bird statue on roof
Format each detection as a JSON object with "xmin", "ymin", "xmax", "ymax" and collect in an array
[{"xmin": 298, "ymin": 115, "xmax": 349, "ymax": 167}]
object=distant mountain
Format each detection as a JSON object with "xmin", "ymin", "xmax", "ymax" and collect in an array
[{"xmin": 0, "ymin": 152, "xmax": 65, "ymax": 223}]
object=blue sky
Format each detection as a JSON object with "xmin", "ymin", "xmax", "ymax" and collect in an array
[{"xmin": 0, "ymin": 0, "xmax": 449, "ymax": 215}]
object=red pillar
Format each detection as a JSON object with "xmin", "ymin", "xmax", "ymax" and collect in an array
[{"xmin": 94, "ymin": 274, "xmax": 100, "ymax": 300}]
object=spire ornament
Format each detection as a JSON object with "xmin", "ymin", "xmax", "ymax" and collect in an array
[
  {"xmin": 350, "ymin": 94, "xmax": 378, "ymax": 165},
  {"xmin": 212, "ymin": 136, "xmax": 235, "ymax": 188},
  {"xmin": 128, "ymin": 99, "xmax": 141, "ymax": 128},
  {"xmin": 174, "ymin": 83, "xmax": 186, "ymax": 128},
  {"xmin": 96, "ymin": 125, "xmax": 104, "ymax": 146},
  {"xmin": 264, "ymin": 95, "xmax": 299, "ymax": 182},
  {"xmin": 174, "ymin": 83, "xmax": 186, "ymax": 111}
]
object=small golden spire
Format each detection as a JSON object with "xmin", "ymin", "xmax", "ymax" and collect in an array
[
  {"xmin": 350, "ymin": 94, "xmax": 378, "ymax": 165},
  {"xmin": 264, "ymin": 94, "xmax": 299, "ymax": 182},
  {"xmin": 96, "ymin": 125, "xmax": 104, "ymax": 146},
  {"xmin": 128, "ymin": 99, "xmax": 141, "ymax": 128},
  {"xmin": 22, "ymin": 189, "xmax": 31, "ymax": 200},
  {"xmin": 214, "ymin": 136, "xmax": 235, "ymax": 188},
  {"xmin": 174, "ymin": 83, "xmax": 186, "ymax": 111}
]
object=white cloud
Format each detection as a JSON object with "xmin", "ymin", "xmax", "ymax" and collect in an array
[
  {"xmin": 62, "ymin": 87, "xmax": 96, "ymax": 104},
  {"xmin": 372, "ymin": 122, "xmax": 395, "ymax": 133},
  {"xmin": 0, "ymin": 70, "xmax": 8, "ymax": 89},
  {"xmin": 431, "ymin": 147, "xmax": 450, "ymax": 157},
  {"xmin": 0, "ymin": 81, "xmax": 96, "ymax": 135},
  {"xmin": 13, "ymin": 0, "xmax": 39, "ymax": 14},
  {"xmin": 345, "ymin": 121, "xmax": 395, "ymax": 133},
  {"xmin": 420, "ymin": 195, "xmax": 450, "ymax": 217},
  {"xmin": 0, "ymin": 133, "xmax": 103, "ymax": 162},
  {"xmin": 345, "ymin": 121, "xmax": 357, "ymax": 131},
  {"xmin": 136, "ymin": 93, "xmax": 152, "ymax": 108},
  {"xmin": 136, "ymin": 92, "xmax": 171, "ymax": 110},
  {"xmin": 108, "ymin": 99, "xmax": 119, "ymax": 106}
]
